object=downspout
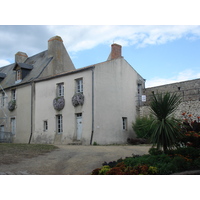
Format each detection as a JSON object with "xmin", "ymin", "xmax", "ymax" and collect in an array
[
  {"xmin": 90, "ymin": 66, "xmax": 95, "ymax": 145},
  {"xmin": 28, "ymin": 81, "xmax": 34, "ymax": 144},
  {"xmin": 28, "ymin": 57, "xmax": 53, "ymax": 144}
]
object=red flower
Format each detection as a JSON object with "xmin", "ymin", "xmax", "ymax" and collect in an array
[
  {"xmin": 182, "ymin": 112, "xmax": 186, "ymax": 116},
  {"xmin": 188, "ymin": 114, "xmax": 192, "ymax": 117}
]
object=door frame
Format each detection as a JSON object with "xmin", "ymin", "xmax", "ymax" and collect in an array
[{"xmin": 76, "ymin": 113, "xmax": 82, "ymax": 140}]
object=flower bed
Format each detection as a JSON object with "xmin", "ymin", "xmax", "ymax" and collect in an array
[{"xmin": 91, "ymin": 147, "xmax": 200, "ymax": 175}]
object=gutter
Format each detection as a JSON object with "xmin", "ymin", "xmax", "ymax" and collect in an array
[{"xmin": 90, "ymin": 66, "xmax": 95, "ymax": 145}]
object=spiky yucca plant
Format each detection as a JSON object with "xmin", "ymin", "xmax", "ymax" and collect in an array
[{"xmin": 149, "ymin": 92, "xmax": 183, "ymax": 153}]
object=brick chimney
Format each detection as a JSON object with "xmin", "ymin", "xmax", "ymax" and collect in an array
[
  {"xmin": 15, "ymin": 52, "xmax": 28, "ymax": 63},
  {"xmin": 110, "ymin": 43, "xmax": 122, "ymax": 59}
]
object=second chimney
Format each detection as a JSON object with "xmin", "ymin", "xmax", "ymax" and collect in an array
[
  {"xmin": 111, "ymin": 43, "xmax": 122, "ymax": 60},
  {"xmin": 15, "ymin": 52, "xmax": 28, "ymax": 63}
]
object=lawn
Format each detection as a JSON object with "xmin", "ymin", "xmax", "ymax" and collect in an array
[{"xmin": 0, "ymin": 143, "xmax": 58, "ymax": 165}]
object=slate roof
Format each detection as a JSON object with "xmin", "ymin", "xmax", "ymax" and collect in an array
[
  {"xmin": 0, "ymin": 50, "xmax": 53, "ymax": 89},
  {"xmin": 0, "ymin": 73, "xmax": 6, "ymax": 79},
  {"xmin": 13, "ymin": 63, "xmax": 33, "ymax": 70}
]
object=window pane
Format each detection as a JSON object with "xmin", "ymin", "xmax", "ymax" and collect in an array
[
  {"xmin": 57, "ymin": 84, "xmax": 64, "ymax": 97},
  {"xmin": 11, "ymin": 118, "xmax": 16, "ymax": 135},
  {"xmin": 76, "ymin": 79, "xmax": 83, "ymax": 93},
  {"xmin": 57, "ymin": 115, "xmax": 63, "ymax": 133},
  {"xmin": 44, "ymin": 121, "xmax": 48, "ymax": 131},
  {"xmin": 122, "ymin": 117, "xmax": 127, "ymax": 130},
  {"xmin": 12, "ymin": 89, "xmax": 16, "ymax": 100}
]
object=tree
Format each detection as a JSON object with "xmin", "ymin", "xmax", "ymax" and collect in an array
[{"xmin": 149, "ymin": 92, "xmax": 183, "ymax": 153}]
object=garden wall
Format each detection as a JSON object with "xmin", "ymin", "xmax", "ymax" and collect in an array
[
  {"xmin": 144, "ymin": 78, "xmax": 200, "ymax": 105},
  {"xmin": 140, "ymin": 100, "xmax": 200, "ymax": 121},
  {"xmin": 140, "ymin": 78, "xmax": 200, "ymax": 121}
]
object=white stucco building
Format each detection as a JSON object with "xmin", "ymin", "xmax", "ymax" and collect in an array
[{"xmin": 0, "ymin": 36, "xmax": 145, "ymax": 145}]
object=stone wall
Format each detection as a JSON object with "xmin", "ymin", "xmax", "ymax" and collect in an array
[
  {"xmin": 140, "ymin": 101, "xmax": 200, "ymax": 121},
  {"xmin": 144, "ymin": 78, "xmax": 200, "ymax": 105},
  {"xmin": 140, "ymin": 78, "xmax": 200, "ymax": 121}
]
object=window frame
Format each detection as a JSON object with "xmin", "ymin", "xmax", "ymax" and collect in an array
[
  {"xmin": 76, "ymin": 78, "xmax": 83, "ymax": 93},
  {"xmin": 43, "ymin": 120, "xmax": 48, "ymax": 132},
  {"xmin": 1, "ymin": 92, "xmax": 5, "ymax": 107},
  {"xmin": 11, "ymin": 89, "xmax": 16, "ymax": 101},
  {"xmin": 10, "ymin": 117, "xmax": 16, "ymax": 135},
  {"xmin": 122, "ymin": 117, "xmax": 128, "ymax": 131},
  {"xmin": 57, "ymin": 83, "xmax": 64, "ymax": 97},
  {"xmin": 56, "ymin": 115, "xmax": 63, "ymax": 134},
  {"xmin": 16, "ymin": 69, "xmax": 21, "ymax": 81}
]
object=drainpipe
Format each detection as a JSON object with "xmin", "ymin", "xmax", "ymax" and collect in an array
[
  {"xmin": 28, "ymin": 57, "xmax": 53, "ymax": 144},
  {"xmin": 28, "ymin": 81, "xmax": 34, "ymax": 144},
  {"xmin": 90, "ymin": 66, "xmax": 95, "ymax": 145}
]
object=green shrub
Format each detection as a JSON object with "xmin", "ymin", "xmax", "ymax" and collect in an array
[
  {"xmin": 149, "ymin": 148, "xmax": 163, "ymax": 155},
  {"xmin": 149, "ymin": 92, "xmax": 183, "ymax": 153},
  {"xmin": 166, "ymin": 147, "xmax": 200, "ymax": 160},
  {"xmin": 193, "ymin": 157, "xmax": 200, "ymax": 168},
  {"xmin": 132, "ymin": 116, "xmax": 155, "ymax": 139},
  {"xmin": 99, "ymin": 165, "xmax": 110, "ymax": 175}
]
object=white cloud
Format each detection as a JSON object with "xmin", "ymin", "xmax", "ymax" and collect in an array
[
  {"xmin": 0, "ymin": 60, "xmax": 10, "ymax": 68},
  {"xmin": 1, "ymin": 25, "xmax": 200, "ymax": 62},
  {"xmin": 146, "ymin": 69, "xmax": 200, "ymax": 87},
  {"xmin": 47, "ymin": 25, "xmax": 200, "ymax": 52}
]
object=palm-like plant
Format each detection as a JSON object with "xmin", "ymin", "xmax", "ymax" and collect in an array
[{"xmin": 149, "ymin": 92, "xmax": 183, "ymax": 153}]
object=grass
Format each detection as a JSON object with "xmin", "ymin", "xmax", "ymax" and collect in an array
[{"xmin": 0, "ymin": 143, "xmax": 58, "ymax": 165}]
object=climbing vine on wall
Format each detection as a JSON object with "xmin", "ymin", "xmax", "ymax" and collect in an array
[
  {"xmin": 8, "ymin": 100, "xmax": 16, "ymax": 111},
  {"xmin": 53, "ymin": 96, "xmax": 65, "ymax": 111},
  {"xmin": 72, "ymin": 93, "xmax": 84, "ymax": 107}
]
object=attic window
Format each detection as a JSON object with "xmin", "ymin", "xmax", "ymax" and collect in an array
[
  {"xmin": 16, "ymin": 70, "xmax": 21, "ymax": 83},
  {"xmin": 13, "ymin": 63, "xmax": 33, "ymax": 84}
]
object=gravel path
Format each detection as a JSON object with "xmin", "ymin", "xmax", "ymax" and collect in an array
[{"xmin": 0, "ymin": 145, "xmax": 151, "ymax": 175}]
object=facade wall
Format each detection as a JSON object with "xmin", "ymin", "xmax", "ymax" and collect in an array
[
  {"xmin": 0, "ymin": 84, "xmax": 32, "ymax": 143},
  {"xmin": 92, "ymin": 58, "xmax": 145, "ymax": 144},
  {"xmin": 32, "ymin": 69, "xmax": 93, "ymax": 145}
]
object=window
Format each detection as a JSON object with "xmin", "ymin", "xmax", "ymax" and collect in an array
[
  {"xmin": 11, "ymin": 118, "xmax": 16, "ymax": 135},
  {"xmin": 138, "ymin": 84, "xmax": 142, "ymax": 95},
  {"xmin": 44, "ymin": 120, "xmax": 48, "ymax": 131},
  {"xmin": 0, "ymin": 125, "xmax": 4, "ymax": 133},
  {"xmin": 122, "ymin": 117, "xmax": 127, "ymax": 131},
  {"xmin": 16, "ymin": 70, "xmax": 21, "ymax": 82},
  {"xmin": 57, "ymin": 83, "xmax": 64, "ymax": 97},
  {"xmin": 11, "ymin": 89, "xmax": 16, "ymax": 100},
  {"xmin": 76, "ymin": 78, "xmax": 83, "ymax": 93},
  {"xmin": 1, "ymin": 92, "xmax": 5, "ymax": 107},
  {"xmin": 56, "ymin": 115, "xmax": 63, "ymax": 134}
]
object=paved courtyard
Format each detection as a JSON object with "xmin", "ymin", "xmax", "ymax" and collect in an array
[{"xmin": 0, "ymin": 145, "xmax": 151, "ymax": 175}]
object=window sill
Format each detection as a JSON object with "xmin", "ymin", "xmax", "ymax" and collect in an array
[{"xmin": 15, "ymin": 80, "xmax": 22, "ymax": 84}]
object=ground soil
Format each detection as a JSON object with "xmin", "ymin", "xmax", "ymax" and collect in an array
[{"xmin": 0, "ymin": 144, "xmax": 151, "ymax": 175}]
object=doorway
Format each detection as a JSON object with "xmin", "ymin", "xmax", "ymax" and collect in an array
[{"xmin": 76, "ymin": 113, "xmax": 82, "ymax": 140}]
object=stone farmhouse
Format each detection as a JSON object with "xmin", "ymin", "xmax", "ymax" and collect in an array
[{"xmin": 0, "ymin": 36, "xmax": 145, "ymax": 145}]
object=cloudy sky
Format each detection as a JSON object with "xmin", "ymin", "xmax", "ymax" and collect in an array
[{"xmin": 0, "ymin": 25, "xmax": 200, "ymax": 87}]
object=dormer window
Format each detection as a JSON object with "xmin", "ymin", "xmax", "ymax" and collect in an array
[
  {"xmin": 13, "ymin": 63, "xmax": 33, "ymax": 84},
  {"xmin": 16, "ymin": 69, "xmax": 22, "ymax": 83}
]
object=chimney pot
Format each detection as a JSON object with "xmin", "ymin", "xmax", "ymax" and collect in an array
[
  {"xmin": 111, "ymin": 43, "xmax": 122, "ymax": 59},
  {"xmin": 15, "ymin": 52, "xmax": 28, "ymax": 63},
  {"xmin": 48, "ymin": 36, "xmax": 63, "ymax": 58}
]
